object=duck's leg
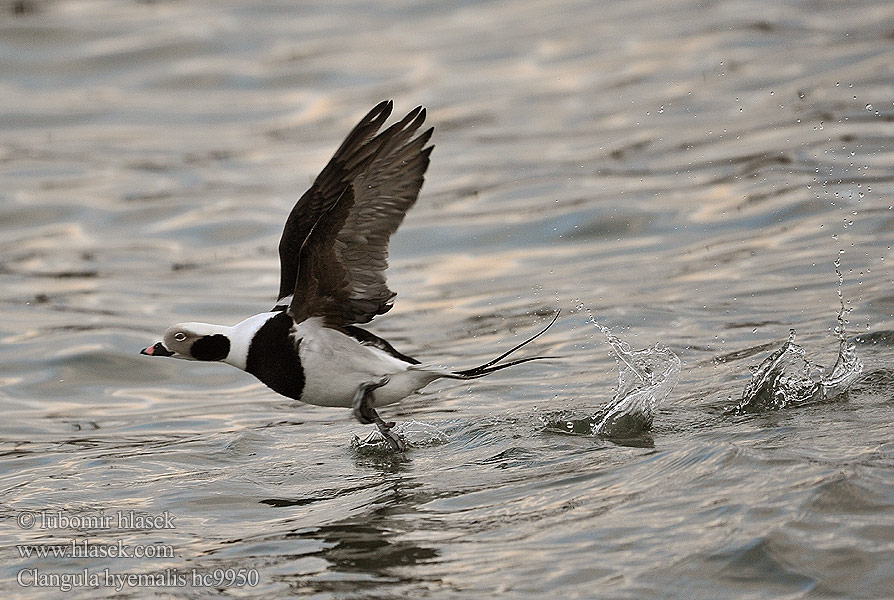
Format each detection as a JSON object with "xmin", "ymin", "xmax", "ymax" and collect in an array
[{"xmin": 351, "ymin": 377, "xmax": 405, "ymax": 451}]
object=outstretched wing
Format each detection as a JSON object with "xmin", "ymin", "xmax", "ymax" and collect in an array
[{"xmin": 278, "ymin": 101, "xmax": 433, "ymax": 325}]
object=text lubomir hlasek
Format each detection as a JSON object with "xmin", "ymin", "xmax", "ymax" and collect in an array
[{"xmin": 30, "ymin": 510, "xmax": 175, "ymax": 530}]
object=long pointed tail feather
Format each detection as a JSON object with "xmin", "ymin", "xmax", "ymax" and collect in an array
[{"xmin": 447, "ymin": 310, "xmax": 560, "ymax": 380}]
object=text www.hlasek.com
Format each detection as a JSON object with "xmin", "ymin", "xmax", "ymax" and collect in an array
[{"xmin": 18, "ymin": 539, "xmax": 174, "ymax": 560}]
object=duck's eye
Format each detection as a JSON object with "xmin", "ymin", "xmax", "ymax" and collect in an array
[{"xmin": 174, "ymin": 332, "xmax": 187, "ymax": 342}]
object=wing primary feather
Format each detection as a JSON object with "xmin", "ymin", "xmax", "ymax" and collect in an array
[
  {"xmin": 276, "ymin": 101, "xmax": 395, "ymax": 302},
  {"xmin": 280, "ymin": 102, "xmax": 433, "ymax": 325},
  {"xmin": 331, "ymin": 100, "xmax": 393, "ymax": 160}
]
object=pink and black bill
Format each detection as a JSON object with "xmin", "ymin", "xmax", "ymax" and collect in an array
[{"xmin": 141, "ymin": 341, "xmax": 174, "ymax": 357}]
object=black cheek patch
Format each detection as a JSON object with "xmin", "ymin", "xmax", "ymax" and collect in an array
[{"xmin": 190, "ymin": 334, "xmax": 231, "ymax": 361}]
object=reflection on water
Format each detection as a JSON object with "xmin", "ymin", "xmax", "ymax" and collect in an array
[{"xmin": 2, "ymin": 0, "xmax": 894, "ymax": 598}]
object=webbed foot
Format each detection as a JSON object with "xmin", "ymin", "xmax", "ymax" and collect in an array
[
  {"xmin": 351, "ymin": 377, "xmax": 405, "ymax": 452},
  {"xmin": 377, "ymin": 424, "xmax": 406, "ymax": 452}
]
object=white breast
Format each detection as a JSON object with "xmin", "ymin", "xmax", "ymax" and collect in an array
[{"xmin": 295, "ymin": 318, "xmax": 429, "ymax": 408}]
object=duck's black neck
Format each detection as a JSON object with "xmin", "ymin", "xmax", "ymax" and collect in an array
[{"xmin": 245, "ymin": 311, "xmax": 305, "ymax": 400}]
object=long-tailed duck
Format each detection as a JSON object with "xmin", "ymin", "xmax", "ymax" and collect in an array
[{"xmin": 141, "ymin": 101, "xmax": 557, "ymax": 450}]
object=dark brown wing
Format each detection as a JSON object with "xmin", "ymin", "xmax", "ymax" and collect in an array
[
  {"xmin": 277, "ymin": 100, "xmax": 392, "ymax": 302},
  {"xmin": 282, "ymin": 102, "xmax": 433, "ymax": 325}
]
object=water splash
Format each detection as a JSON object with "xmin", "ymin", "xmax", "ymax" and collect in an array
[
  {"xmin": 541, "ymin": 303, "xmax": 681, "ymax": 439},
  {"xmin": 351, "ymin": 420, "xmax": 450, "ymax": 453},
  {"xmin": 821, "ymin": 336, "xmax": 863, "ymax": 399},
  {"xmin": 735, "ymin": 259, "xmax": 863, "ymax": 413},
  {"xmin": 733, "ymin": 330, "xmax": 821, "ymax": 411},
  {"xmin": 594, "ymin": 342, "xmax": 681, "ymax": 436},
  {"xmin": 734, "ymin": 315, "xmax": 863, "ymax": 413}
]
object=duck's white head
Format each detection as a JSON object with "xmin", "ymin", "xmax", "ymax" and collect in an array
[
  {"xmin": 141, "ymin": 312, "xmax": 281, "ymax": 370},
  {"xmin": 141, "ymin": 322, "xmax": 231, "ymax": 362}
]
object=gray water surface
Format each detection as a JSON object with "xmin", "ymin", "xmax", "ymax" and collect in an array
[{"xmin": 2, "ymin": 1, "xmax": 893, "ymax": 598}]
